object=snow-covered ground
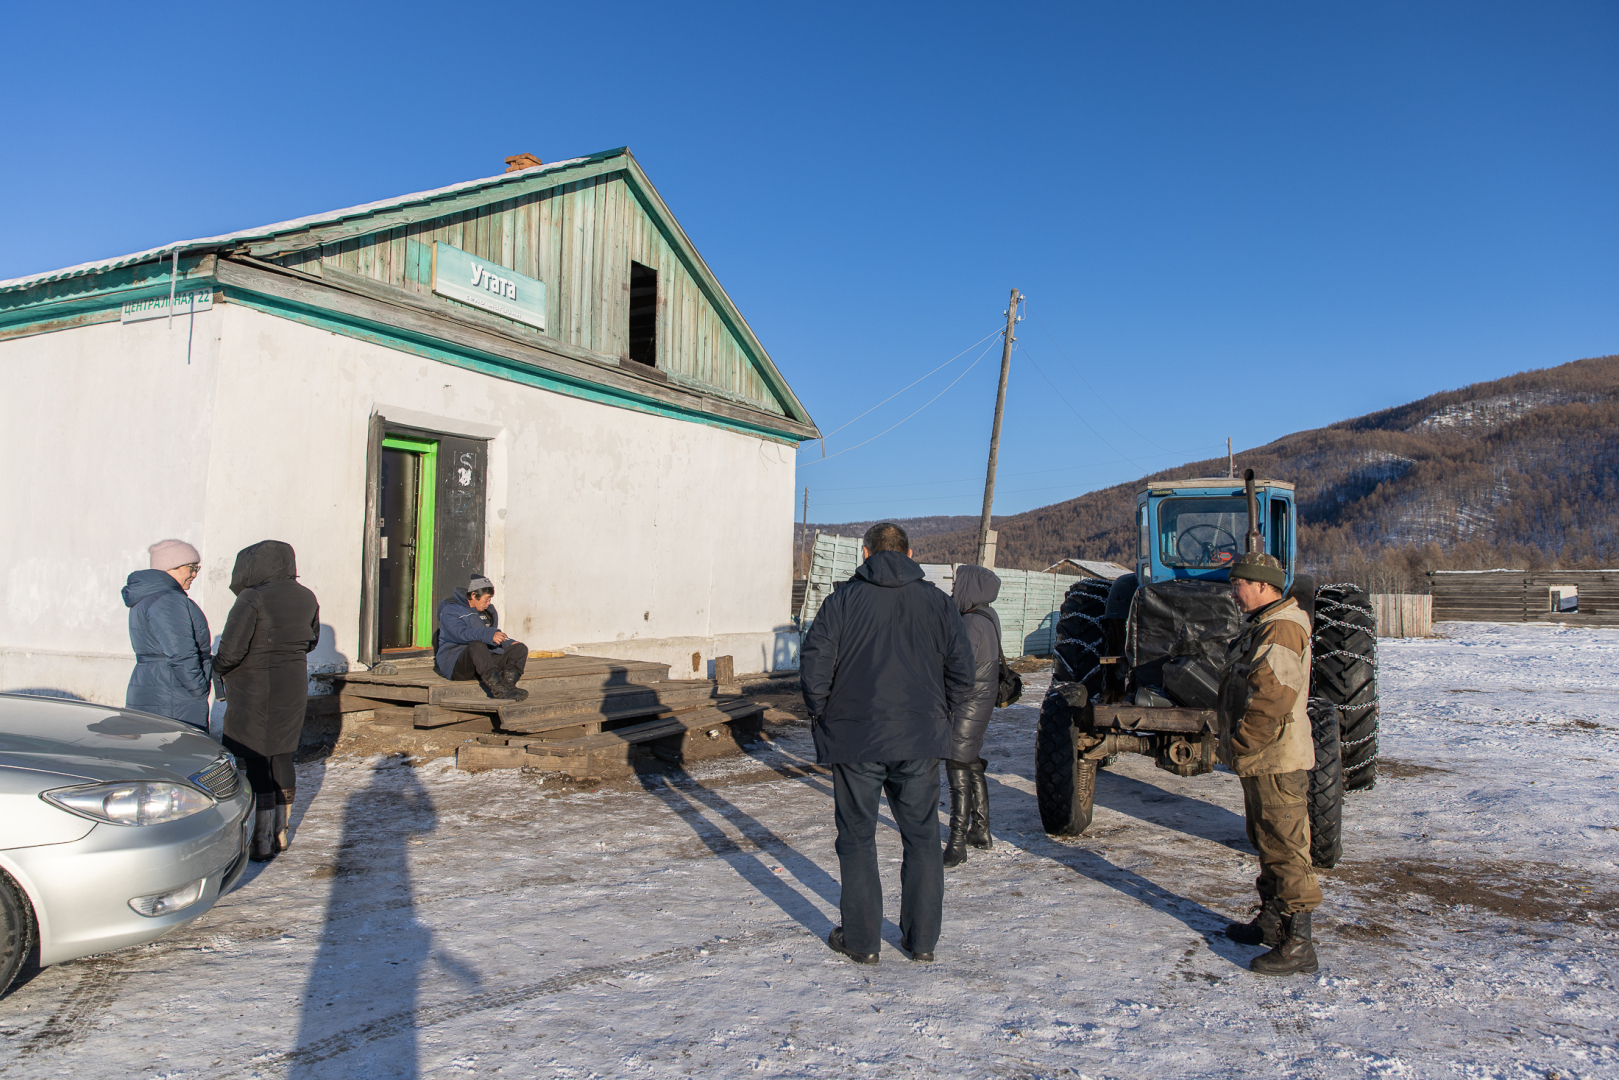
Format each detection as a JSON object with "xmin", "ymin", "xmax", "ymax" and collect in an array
[{"xmin": 1, "ymin": 622, "xmax": 1615, "ymax": 1079}]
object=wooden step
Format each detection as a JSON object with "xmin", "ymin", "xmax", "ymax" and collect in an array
[
  {"xmin": 495, "ymin": 681, "xmax": 720, "ymax": 731},
  {"xmin": 456, "ymin": 701, "xmax": 765, "ymax": 774},
  {"xmin": 335, "ymin": 654, "xmax": 673, "ymax": 706}
]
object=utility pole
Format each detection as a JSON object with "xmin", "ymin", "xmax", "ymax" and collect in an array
[
  {"xmin": 1227, "ymin": 437, "xmax": 1233, "ymax": 479},
  {"xmin": 976, "ymin": 288, "xmax": 1021, "ymax": 568},
  {"xmin": 800, "ymin": 486, "xmax": 810, "ymax": 577}
]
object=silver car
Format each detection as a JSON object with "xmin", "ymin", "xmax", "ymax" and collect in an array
[{"xmin": 0, "ymin": 693, "xmax": 252, "ymax": 996}]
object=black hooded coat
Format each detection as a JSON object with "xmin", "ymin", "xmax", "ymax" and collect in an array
[
  {"xmin": 216, "ymin": 541, "xmax": 321, "ymax": 757},
  {"xmin": 800, "ymin": 550, "xmax": 975, "ymax": 765},
  {"xmin": 946, "ymin": 564, "xmax": 1002, "ymax": 764}
]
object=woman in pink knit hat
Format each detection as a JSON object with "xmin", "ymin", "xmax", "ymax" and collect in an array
[{"xmin": 121, "ymin": 539, "xmax": 213, "ymax": 731}]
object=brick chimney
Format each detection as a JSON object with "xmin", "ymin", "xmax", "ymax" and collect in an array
[{"xmin": 504, "ymin": 153, "xmax": 543, "ymax": 173}]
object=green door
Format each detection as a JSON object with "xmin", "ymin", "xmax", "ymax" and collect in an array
[{"xmin": 377, "ymin": 435, "xmax": 438, "ymax": 650}]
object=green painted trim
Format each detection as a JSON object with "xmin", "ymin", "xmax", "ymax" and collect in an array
[
  {"xmin": 227, "ymin": 288, "xmax": 803, "ymax": 445},
  {"xmin": 381, "ymin": 434, "xmax": 438, "ymax": 648}
]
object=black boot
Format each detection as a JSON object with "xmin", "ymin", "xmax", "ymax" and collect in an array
[
  {"xmin": 965, "ymin": 758, "xmax": 992, "ymax": 850},
  {"xmin": 1250, "ymin": 910, "xmax": 1320, "ymax": 976},
  {"xmin": 1225, "ymin": 895, "xmax": 1284, "ymax": 947},
  {"xmin": 943, "ymin": 761, "xmax": 970, "ymax": 868},
  {"xmin": 497, "ymin": 668, "xmax": 529, "ymax": 703}
]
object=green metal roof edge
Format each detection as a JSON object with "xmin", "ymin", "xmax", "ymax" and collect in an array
[{"xmin": 224, "ymin": 288, "xmax": 805, "ymax": 445}]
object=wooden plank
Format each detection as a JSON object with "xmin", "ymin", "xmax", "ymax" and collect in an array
[
  {"xmin": 413, "ymin": 703, "xmax": 496, "ymax": 727},
  {"xmin": 214, "ymin": 258, "xmax": 818, "ymax": 440},
  {"xmin": 457, "ymin": 743, "xmax": 529, "ymax": 770}
]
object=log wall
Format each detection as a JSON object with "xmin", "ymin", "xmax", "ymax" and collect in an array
[{"xmin": 1429, "ymin": 570, "xmax": 1619, "ymax": 627}]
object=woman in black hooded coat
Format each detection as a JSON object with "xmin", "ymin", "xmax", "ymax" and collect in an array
[
  {"xmin": 944, "ymin": 564, "xmax": 1003, "ymax": 867},
  {"xmin": 215, "ymin": 540, "xmax": 320, "ymax": 860}
]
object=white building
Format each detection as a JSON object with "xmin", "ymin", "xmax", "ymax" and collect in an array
[{"xmin": 0, "ymin": 149, "xmax": 818, "ymax": 704}]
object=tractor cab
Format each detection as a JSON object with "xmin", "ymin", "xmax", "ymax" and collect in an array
[{"xmin": 1134, "ymin": 476, "xmax": 1297, "ymax": 589}]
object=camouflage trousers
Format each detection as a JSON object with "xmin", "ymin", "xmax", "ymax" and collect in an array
[{"xmin": 1240, "ymin": 770, "xmax": 1323, "ymax": 914}]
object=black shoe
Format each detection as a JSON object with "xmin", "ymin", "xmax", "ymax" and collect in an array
[
  {"xmin": 943, "ymin": 761, "xmax": 970, "ymax": 868},
  {"xmin": 901, "ymin": 938, "xmax": 935, "ymax": 962},
  {"xmin": 1250, "ymin": 910, "xmax": 1320, "ymax": 976},
  {"xmin": 965, "ymin": 758, "xmax": 992, "ymax": 849},
  {"xmin": 1225, "ymin": 896, "xmax": 1284, "ymax": 947},
  {"xmin": 827, "ymin": 927, "xmax": 878, "ymax": 965}
]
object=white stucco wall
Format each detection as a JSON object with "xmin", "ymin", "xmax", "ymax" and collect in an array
[{"xmin": 0, "ymin": 302, "xmax": 799, "ymax": 705}]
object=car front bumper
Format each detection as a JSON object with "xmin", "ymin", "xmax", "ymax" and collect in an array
[{"xmin": 2, "ymin": 786, "xmax": 253, "ymax": 967}]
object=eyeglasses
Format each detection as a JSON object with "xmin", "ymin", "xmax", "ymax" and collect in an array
[{"xmin": 178, "ymin": 563, "xmax": 201, "ymax": 572}]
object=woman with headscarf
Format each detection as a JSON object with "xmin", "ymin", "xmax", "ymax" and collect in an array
[
  {"xmin": 944, "ymin": 564, "xmax": 1003, "ymax": 867},
  {"xmin": 215, "ymin": 540, "xmax": 320, "ymax": 861}
]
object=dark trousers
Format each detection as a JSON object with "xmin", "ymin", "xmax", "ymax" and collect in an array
[
  {"xmin": 449, "ymin": 640, "xmax": 528, "ymax": 683},
  {"xmin": 1240, "ymin": 770, "xmax": 1323, "ymax": 914},
  {"xmin": 831, "ymin": 759, "xmax": 944, "ymax": 955}
]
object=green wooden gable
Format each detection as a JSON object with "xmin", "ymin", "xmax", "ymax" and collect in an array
[{"xmin": 0, "ymin": 149, "xmax": 817, "ymax": 442}]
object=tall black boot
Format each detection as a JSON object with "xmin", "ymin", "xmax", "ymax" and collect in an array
[
  {"xmin": 1225, "ymin": 895, "xmax": 1285, "ymax": 947},
  {"xmin": 1250, "ymin": 910, "xmax": 1320, "ymax": 976},
  {"xmin": 965, "ymin": 758, "xmax": 992, "ymax": 849},
  {"xmin": 943, "ymin": 761, "xmax": 971, "ymax": 868}
]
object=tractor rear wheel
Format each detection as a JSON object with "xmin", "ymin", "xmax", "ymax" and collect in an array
[
  {"xmin": 1307, "ymin": 698, "xmax": 1344, "ymax": 869},
  {"xmin": 1035, "ymin": 689, "xmax": 1097, "ymax": 835},
  {"xmin": 1313, "ymin": 584, "xmax": 1379, "ymax": 791},
  {"xmin": 1053, "ymin": 578, "xmax": 1111, "ymax": 698}
]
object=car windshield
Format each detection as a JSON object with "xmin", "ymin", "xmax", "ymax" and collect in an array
[{"xmin": 1159, "ymin": 497, "xmax": 1246, "ymax": 568}]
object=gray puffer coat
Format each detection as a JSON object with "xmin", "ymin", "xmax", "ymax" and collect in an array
[
  {"xmin": 122, "ymin": 569, "xmax": 213, "ymax": 730},
  {"xmin": 947, "ymin": 564, "xmax": 1002, "ymax": 764}
]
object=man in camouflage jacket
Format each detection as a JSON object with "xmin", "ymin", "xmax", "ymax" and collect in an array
[{"xmin": 1217, "ymin": 551, "xmax": 1322, "ymax": 976}]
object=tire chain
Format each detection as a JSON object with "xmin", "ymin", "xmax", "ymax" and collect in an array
[
  {"xmin": 1052, "ymin": 578, "xmax": 1111, "ymax": 697},
  {"xmin": 1312, "ymin": 583, "xmax": 1379, "ymax": 791}
]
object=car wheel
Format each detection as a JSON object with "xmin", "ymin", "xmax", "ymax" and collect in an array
[{"xmin": 0, "ymin": 869, "xmax": 38, "ymax": 999}]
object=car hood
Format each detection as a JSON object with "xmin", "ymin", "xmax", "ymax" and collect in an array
[{"xmin": 0, "ymin": 694, "xmax": 228, "ymax": 785}]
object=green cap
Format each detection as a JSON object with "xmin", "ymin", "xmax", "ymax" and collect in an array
[{"xmin": 1228, "ymin": 551, "xmax": 1286, "ymax": 589}]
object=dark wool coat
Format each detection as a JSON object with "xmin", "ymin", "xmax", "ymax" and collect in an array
[
  {"xmin": 122, "ymin": 569, "xmax": 213, "ymax": 729},
  {"xmin": 216, "ymin": 541, "xmax": 320, "ymax": 757},
  {"xmin": 946, "ymin": 564, "xmax": 1002, "ymax": 764},
  {"xmin": 800, "ymin": 550, "xmax": 975, "ymax": 765}
]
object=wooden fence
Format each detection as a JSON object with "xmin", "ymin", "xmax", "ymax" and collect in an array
[
  {"xmin": 1369, "ymin": 594, "xmax": 1431, "ymax": 638},
  {"xmin": 1429, "ymin": 569, "xmax": 1619, "ymax": 627}
]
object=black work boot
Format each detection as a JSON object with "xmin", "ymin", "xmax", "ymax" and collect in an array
[
  {"xmin": 1225, "ymin": 895, "xmax": 1285, "ymax": 947},
  {"xmin": 943, "ymin": 762, "xmax": 971, "ymax": 868},
  {"xmin": 497, "ymin": 669, "xmax": 529, "ymax": 703},
  {"xmin": 1250, "ymin": 910, "xmax": 1320, "ymax": 976},
  {"xmin": 965, "ymin": 758, "xmax": 992, "ymax": 849}
]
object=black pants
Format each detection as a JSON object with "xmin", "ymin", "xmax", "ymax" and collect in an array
[
  {"xmin": 831, "ymin": 759, "xmax": 944, "ymax": 955},
  {"xmin": 449, "ymin": 640, "xmax": 528, "ymax": 682},
  {"xmin": 222, "ymin": 735, "xmax": 295, "ymax": 810}
]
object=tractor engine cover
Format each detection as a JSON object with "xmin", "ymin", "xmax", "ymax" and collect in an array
[{"xmin": 1125, "ymin": 580, "xmax": 1245, "ymax": 706}]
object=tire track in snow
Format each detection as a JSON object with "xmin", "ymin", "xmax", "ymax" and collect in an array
[{"xmin": 189, "ymin": 927, "xmax": 801, "ymax": 1078}]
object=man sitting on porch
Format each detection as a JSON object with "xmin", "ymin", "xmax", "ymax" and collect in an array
[{"xmin": 435, "ymin": 575, "xmax": 529, "ymax": 702}]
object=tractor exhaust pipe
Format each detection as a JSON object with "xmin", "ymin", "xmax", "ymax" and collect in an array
[{"xmin": 1243, "ymin": 468, "xmax": 1261, "ymax": 554}]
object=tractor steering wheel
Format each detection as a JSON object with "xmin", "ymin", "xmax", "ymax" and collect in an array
[{"xmin": 1176, "ymin": 524, "xmax": 1239, "ymax": 565}]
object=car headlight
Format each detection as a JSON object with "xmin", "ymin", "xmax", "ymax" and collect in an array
[{"xmin": 42, "ymin": 782, "xmax": 215, "ymax": 826}]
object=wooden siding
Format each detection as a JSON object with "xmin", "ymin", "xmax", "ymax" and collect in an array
[
  {"xmin": 275, "ymin": 173, "xmax": 784, "ymax": 417},
  {"xmin": 1430, "ymin": 570, "xmax": 1619, "ymax": 626},
  {"xmin": 1370, "ymin": 594, "xmax": 1432, "ymax": 638}
]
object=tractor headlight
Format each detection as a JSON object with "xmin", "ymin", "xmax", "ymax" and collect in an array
[{"xmin": 43, "ymin": 782, "xmax": 215, "ymax": 826}]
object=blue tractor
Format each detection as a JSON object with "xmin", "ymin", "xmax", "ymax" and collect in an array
[{"xmin": 1034, "ymin": 470, "xmax": 1378, "ymax": 868}]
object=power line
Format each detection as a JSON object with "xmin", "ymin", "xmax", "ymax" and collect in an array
[
  {"xmin": 1029, "ymin": 307, "xmax": 1175, "ymax": 453},
  {"xmin": 799, "ymin": 334, "xmax": 1002, "ymax": 466},
  {"xmin": 1017, "ymin": 342, "xmax": 1147, "ymax": 474},
  {"xmin": 800, "ymin": 325, "xmax": 1004, "ymax": 454},
  {"xmin": 803, "ymin": 443, "xmax": 1227, "ymax": 492}
]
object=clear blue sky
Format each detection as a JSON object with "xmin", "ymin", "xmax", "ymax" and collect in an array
[{"xmin": 5, "ymin": 3, "xmax": 1615, "ymax": 525}]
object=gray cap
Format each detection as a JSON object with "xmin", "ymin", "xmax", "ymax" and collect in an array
[
  {"xmin": 469, "ymin": 575, "xmax": 494, "ymax": 594},
  {"xmin": 1227, "ymin": 552, "xmax": 1286, "ymax": 589}
]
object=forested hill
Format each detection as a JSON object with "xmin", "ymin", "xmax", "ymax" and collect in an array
[{"xmin": 910, "ymin": 354, "xmax": 1619, "ymax": 589}]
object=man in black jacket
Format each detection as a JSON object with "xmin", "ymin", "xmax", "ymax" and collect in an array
[{"xmin": 800, "ymin": 523, "xmax": 975, "ymax": 964}]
